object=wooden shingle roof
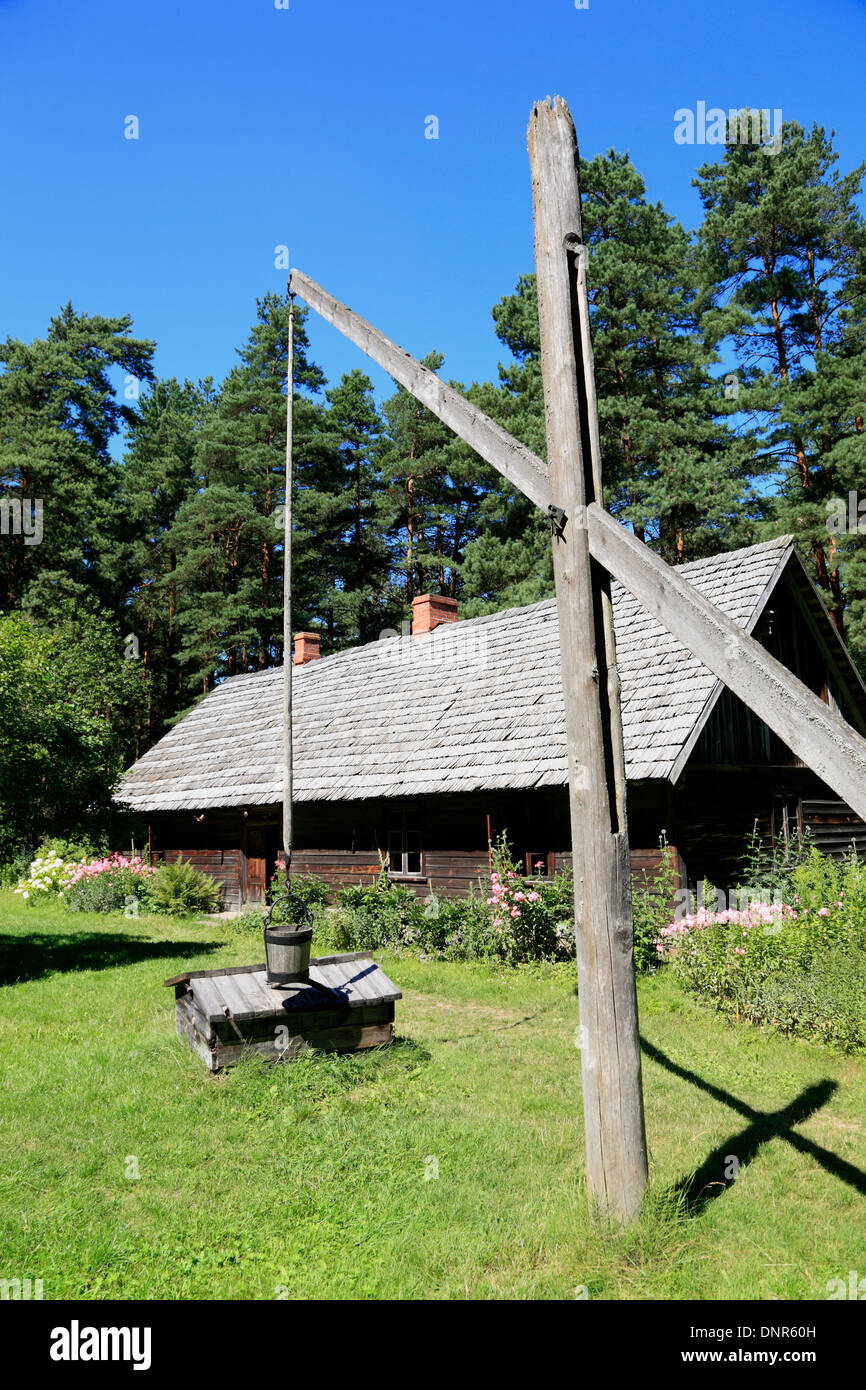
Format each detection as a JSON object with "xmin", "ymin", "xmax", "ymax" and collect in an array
[{"xmin": 118, "ymin": 535, "xmax": 796, "ymax": 812}]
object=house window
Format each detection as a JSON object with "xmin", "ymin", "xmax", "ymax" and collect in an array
[
  {"xmin": 526, "ymin": 850, "xmax": 553, "ymax": 878},
  {"xmin": 387, "ymin": 810, "xmax": 423, "ymax": 877}
]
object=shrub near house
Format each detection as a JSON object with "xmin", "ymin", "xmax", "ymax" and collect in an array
[
  {"xmin": 64, "ymin": 855, "xmax": 156, "ymax": 913},
  {"xmin": 320, "ymin": 836, "xmax": 577, "ymax": 965},
  {"xmin": 656, "ymin": 848, "xmax": 866, "ymax": 1053},
  {"xmin": 12, "ymin": 849, "xmax": 75, "ymax": 901},
  {"xmin": 10, "ymin": 846, "xmax": 221, "ymax": 917}
]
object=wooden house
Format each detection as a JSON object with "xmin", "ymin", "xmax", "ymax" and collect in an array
[{"xmin": 117, "ymin": 535, "xmax": 866, "ymax": 910}]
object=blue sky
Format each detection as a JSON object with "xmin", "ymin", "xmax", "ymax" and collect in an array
[{"xmin": 1, "ymin": 0, "xmax": 865, "ymax": 423}]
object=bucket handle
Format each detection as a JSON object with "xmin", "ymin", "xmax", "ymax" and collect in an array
[{"xmin": 263, "ymin": 891, "xmax": 314, "ymax": 931}]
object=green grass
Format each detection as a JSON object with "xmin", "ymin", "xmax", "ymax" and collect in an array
[{"xmin": 0, "ymin": 892, "xmax": 864, "ymax": 1300}]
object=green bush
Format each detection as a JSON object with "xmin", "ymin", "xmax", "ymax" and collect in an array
[
  {"xmin": 658, "ymin": 845, "xmax": 866, "ymax": 1052},
  {"xmin": 746, "ymin": 952, "xmax": 866, "ymax": 1053},
  {"xmin": 333, "ymin": 871, "xmax": 425, "ymax": 953},
  {"xmin": 145, "ymin": 858, "xmax": 222, "ymax": 917},
  {"xmin": 0, "ymin": 848, "xmax": 35, "ymax": 890},
  {"xmin": 231, "ymin": 907, "xmax": 268, "ymax": 934},
  {"xmin": 425, "ymin": 889, "xmax": 503, "ymax": 962},
  {"xmin": 326, "ymin": 857, "xmax": 479, "ymax": 960},
  {"xmin": 329, "ymin": 840, "xmax": 575, "ymax": 966},
  {"xmin": 267, "ymin": 869, "xmax": 331, "ymax": 912}
]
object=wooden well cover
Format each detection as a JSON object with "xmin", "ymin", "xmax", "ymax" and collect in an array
[{"xmin": 165, "ymin": 951, "xmax": 402, "ymax": 1072}]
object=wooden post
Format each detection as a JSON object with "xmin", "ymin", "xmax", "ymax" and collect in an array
[
  {"xmin": 528, "ymin": 96, "xmax": 648, "ymax": 1223},
  {"xmin": 282, "ymin": 298, "xmax": 294, "ymax": 874}
]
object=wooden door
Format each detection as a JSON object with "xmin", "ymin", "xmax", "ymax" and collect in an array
[{"xmin": 245, "ymin": 828, "xmax": 267, "ymax": 905}]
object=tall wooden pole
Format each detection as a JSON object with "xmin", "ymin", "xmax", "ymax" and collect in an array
[
  {"xmin": 282, "ymin": 297, "xmax": 294, "ymax": 874},
  {"xmin": 528, "ymin": 96, "xmax": 648, "ymax": 1223}
]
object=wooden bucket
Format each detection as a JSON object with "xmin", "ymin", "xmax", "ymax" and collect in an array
[
  {"xmin": 263, "ymin": 892, "xmax": 314, "ymax": 987},
  {"xmin": 263, "ymin": 923, "xmax": 313, "ymax": 986}
]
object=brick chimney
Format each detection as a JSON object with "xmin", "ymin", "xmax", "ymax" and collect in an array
[
  {"xmin": 293, "ymin": 632, "xmax": 321, "ymax": 665},
  {"xmin": 411, "ymin": 593, "xmax": 458, "ymax": 635}
]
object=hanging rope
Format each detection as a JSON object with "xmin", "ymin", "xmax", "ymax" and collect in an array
[{"xmin": 282, "ymin": 293, "xmax": 294, "ymax": 881}]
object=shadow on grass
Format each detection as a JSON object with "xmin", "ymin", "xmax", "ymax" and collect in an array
[
  {"xmin": 226, "ymin": 1034, "xmax": 432, "ymax": 1093},
  {"xmin": 642, "ymin": 1037, "xmax": 866, "ymax": 1213},
  {"xmin": 0, "ymin": 931, "xmax": 223, "ymax": 987},
  {"xmin": 385, "ymin": 1036, "xmax": 432, "ymax": 1063}
]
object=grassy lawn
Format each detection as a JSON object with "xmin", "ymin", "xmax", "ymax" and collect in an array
[{"xmin": 0, "ymin": 891, "xmax": 863, "ymax": 1300}]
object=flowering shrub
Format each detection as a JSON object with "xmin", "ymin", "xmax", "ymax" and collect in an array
[
  {"xmin": 329, "ymin": 848, "xmax": 572, "ymax": 965},
  {"xmin": 656, "ymin": 898, "xmax": 798, "ymax": 953},
  {"xmin": 655, "ymin": 850, "xmax": 866, "ymax": 1052},
  {"xmin": 64, "ymin": 853, "xmax": 156, "ymax": 914},
  {"xmin": 13, "ymin": 849, "xmax": 76, "ymax": 902},
  {"xmin": 485, "ymin": 836, "xmax": 572, "ymax": 965},
  {"xmin": 656, "ymin": 899, "xmax": 798, "ymax": 1006}
]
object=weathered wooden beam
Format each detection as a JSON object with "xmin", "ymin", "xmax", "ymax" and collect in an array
[
  {"xmin": 587, "ymin": 504, "xmax": 866, "ymax": 821},
  {"xmin": 290, "ymin": 268, "xmax": 866, "ymax": 823},
  {"xmin": 529, "ymin": 95, "xmax": 647, "ymax": 1224},
  {"xmin": 289, "ymin": 268, "xmax": 551, "ymax": 510}
]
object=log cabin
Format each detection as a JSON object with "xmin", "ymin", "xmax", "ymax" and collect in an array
[{"xmin": 116, "ymin": 535, "xmax": 866, "ymax": 911}]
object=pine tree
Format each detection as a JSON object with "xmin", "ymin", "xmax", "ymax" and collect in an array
[
  {"xmin": 119, "ymin": 377, "xmax": 215, "ymax": 740},
  {"xmin": 458, "ymin": 290, "xmax": 554, "ymax": 611},
  {"xmin": 380, "ymin": 353, "xmax": 454, "ymax": 602},
  {"xmin": 196, "ymin": 292, "xmax": 325, "ymax": 673},
  {"xmin": 318, "ymin": 369, "xmax": 398, "ymax": 646},
  {"xmin": 379, "ymin": 355, "xmax": 516, "ymax": 614},
  {"xmin": 152, "ymin": 292, "xmax": 331, "ymax": 694},
  {"xmin": 160, "ymin": 482, "xmax": 272, "ymax": 693},
  {"xmin": 694, "ymin": 118, "xmax": 866, "ymax": 634},
  {"xmin": 479, "ymin": 151, "xmax": 760, "ymax": 575},
  {"xmin": 0, "ymin": 304, "xmax": 155, "ymax": 614},
  {"xmin": 582, "ymin": 150, "xmax": 763, "ymax": 561}
]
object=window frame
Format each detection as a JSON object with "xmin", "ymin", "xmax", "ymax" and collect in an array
[
  {"xmin": 386, "ymin": 807, "xmax": 425, "ymax": 880},
  {"xmin": 525, "ymin": 850, "xmax": 554, "ymax": 879}
]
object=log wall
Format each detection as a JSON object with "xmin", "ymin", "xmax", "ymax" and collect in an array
[{"xmin": 147, "ymin": 772, "xmax": 866, "ymax": 914}]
